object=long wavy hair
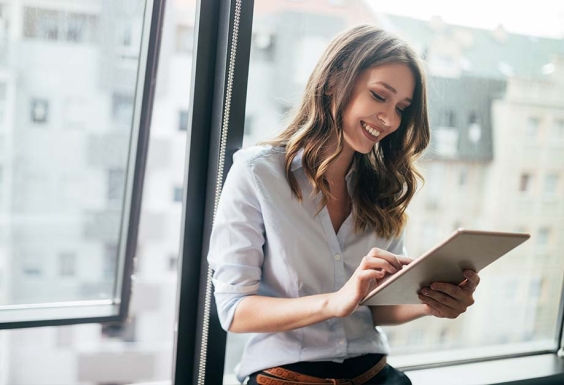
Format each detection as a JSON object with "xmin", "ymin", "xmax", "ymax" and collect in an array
[{"xmin": 265, "ymin": 25, "xmax": 430, "ymax": 238}]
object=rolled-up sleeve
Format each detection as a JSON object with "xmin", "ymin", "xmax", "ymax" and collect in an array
[{"xmin": 208, "ymin": 152, "xmax": 265, "ymax": 331}]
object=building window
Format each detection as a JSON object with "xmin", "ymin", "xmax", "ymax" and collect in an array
[
  {"xmin": 176, "ymin": 25, "xmax": 194, "ymax": 53},
  {"xmin": 537, "ymin": 228, "xmax": 550, "ymax": 250},
  {"xmin": 169, "ymin": 254, "xmax": 178, "ymax": 271},
  {"xmin": 550, "ymin": 118, "xmax": 564, "ymax": 139},
  {"xmin": 525, "ymin": 117, "xmax": 539, "ymax": 137},
  {"xmin": 107, "ymin": 169, "xmax": 125, "ymax": 206},
  {"xmin": 30, "ymin": 98, "xmax": 49, "ymax": 124},
  {"xmin": 173, "ymin": 186, "xmax": 183, "ymax": 202},
  {"xmin": 442, "ymin": 109, "xmax": 456, "ymax": 127},
  {"xmin": 459, "ymin": 167, "xmax": 468, "ymax": 187},
  {"xmin": 24, "ymin": 8, "xmax": 59, "ymax": 40},
  {"xmin": 178, "ymin": 110, "xmax": 188, "ymax": 131},
  {"xmin": 22, "ymin": 260, "xmax": 42, "ymax": 276},
  {"xmin": 544, "ymin": 173, "xmax": 558, "ymax": 195},
  {"xmin": 59, "ymin": 252, "xmax": 76, "ymax": 277},
  {"xmin": 112, "ymin": 93, "xmax": 134, "ymax": 125},
  {"xmin": 519, "ymin": 173, "xmax": 532, "ymax": 192},
  {"xmin": 24, "ymin": 8, "xmax": 97, "ymax": 43}
]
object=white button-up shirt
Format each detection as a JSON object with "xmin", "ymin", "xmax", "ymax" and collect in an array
[{"xmin": 208, "ymin": 145, "xmax": 406, "ymax": 383}]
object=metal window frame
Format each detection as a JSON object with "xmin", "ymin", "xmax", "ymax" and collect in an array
[
  {"xmin": 173, "ymin": 0, "xmax": 253, "ymax": 384},
  {"xmin": 0, "ymin": 0, "xmax": 166, "ymax": 329}
]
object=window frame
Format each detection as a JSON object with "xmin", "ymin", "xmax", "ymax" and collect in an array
[
  {"xmin": 172, "ymin": 1, "xmax": 564, "ymax": 384},
  {"xmin": 0, "ymin": 0, "xmax": 166, "ymax": 330}
]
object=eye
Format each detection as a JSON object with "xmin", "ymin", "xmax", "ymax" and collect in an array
[
  {"xmin": 396, "ymin": 107, "xmax": 405, "ymax": 115},
  {"xmin": 370, "ymin": 91, "xmax": 385, "ymax": 102}
]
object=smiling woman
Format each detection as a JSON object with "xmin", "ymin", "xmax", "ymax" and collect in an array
[{"xmin": 206, "ymin": 25, "xmax": 477, "ymax": 385}]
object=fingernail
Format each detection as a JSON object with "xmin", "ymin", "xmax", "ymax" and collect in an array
[
  {"xmin": 390, "ymin": 267, "xmax": 397, "ymax": 273},
  {"xmin": 422, "ymin": 288, "xmax": 430, "ymax": 295},
  {"xmin": 464, "ymin": 271, "xmax": 472, "ymax": 279}
]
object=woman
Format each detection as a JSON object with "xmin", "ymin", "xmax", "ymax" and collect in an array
[{"xmin": 208, "ymin": 25, "xmax": 480, "ymax": 385}]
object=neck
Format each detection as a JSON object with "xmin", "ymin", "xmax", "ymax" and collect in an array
[{"xmin": 324, "ymin": 138, "xmax": 355, "ymax": 183}]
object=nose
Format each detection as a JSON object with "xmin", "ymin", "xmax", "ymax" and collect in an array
[{"xmin": 377, "ymin": 109, "xmax": 398, "ymax": 129}]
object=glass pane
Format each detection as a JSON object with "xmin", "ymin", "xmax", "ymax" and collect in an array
[
  {"xmin": 0, "ymin": 0, "xmax": 195, "ymax": 384},
  {"xmin": 224, "ymin": 0, "xmax": 564, "ymax": 383},
  {"xmin": 0, "ymin": 0, "xmax": 146, "ymax": 309}
]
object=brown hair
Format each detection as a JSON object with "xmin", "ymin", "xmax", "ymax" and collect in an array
[{"xmin": 265, "ymin": 25, "xmax": 430, "ymax": 238}]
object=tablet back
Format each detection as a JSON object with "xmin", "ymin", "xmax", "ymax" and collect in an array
[{"xmin": 361, "ymin": 229, "xmax": 530, "ymax": 306}]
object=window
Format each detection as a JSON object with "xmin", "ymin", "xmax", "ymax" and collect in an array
[
  {"xmin": 443, "ymin": 109, "xmax": 456, "ymax": 127},
  {"xmin": 23, "ymin": 8, "xmax": 97, "ymax": 44},
  {"xmin": 178, "ymin": 109, "xmax": 188, "ymax": 131},
  {"xmin": 59, "ymin": 252, "xmax": 76, "ymax": 277},
  {"xmin": 544, "ymin": 173, "xmax": 558, "ymax": 195},
  {"xmin": 112, "ymin": 93, "xmax": 134, "ymax": 125},
  {"xmin": 520, "ymin": 173, "xmax": 532, "ymax": 192},
  {"xmin": 525, "ymin": 117, "xmax": 540, "ymax": 137},
  {"xmin": 107, "ymin": 168, "xmax": 125, "ymax": 206},
  {"xmin": 537, "ymin": 227, "xmax": 550, "ymax": 250},
  {"xmin": 459, "ymin": 166, "xmax": 468, "ymax": 187},
  {"xmin": 30, "ymin": 98, "xmax": 49, "ymax": 124},
  {"xmin": 22, "ymin": 261, "xmax": 42, "ymax": 277},
  {"xmin": 0, "ymin": 0, "xmax": 159, "ymax": 332},
  {"xmin": 551, "ymin": 118, "xmax": 564, "ymax": 139},
  {"xmin": 173, "ymin": 186, "xmax": 183, "ymax": 202},
  {"xmin": 168, "ymin": 254, "xmax": 178, "ymax": 271}
]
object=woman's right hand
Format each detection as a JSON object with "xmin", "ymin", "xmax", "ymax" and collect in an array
[{"xmin": 327, "ymin": 248, "xmax": 413, "ymax": 318}]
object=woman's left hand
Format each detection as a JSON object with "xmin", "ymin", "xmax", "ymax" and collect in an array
[{"xmin": 418, "ymin": 270, "xmax": 480, "ymax": 319}]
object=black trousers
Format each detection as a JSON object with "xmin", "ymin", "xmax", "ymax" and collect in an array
[{"xmin": 247, "ymin": 354, "xmax": 412, "ymax": 385}]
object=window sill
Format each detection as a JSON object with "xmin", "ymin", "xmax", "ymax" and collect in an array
[{"xmin": 404, "ymin": 353, "xmax": 564, "ymax": 385}]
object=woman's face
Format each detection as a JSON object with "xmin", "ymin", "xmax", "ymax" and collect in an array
[{"xmin": 340, "ymin": 62, "xmax": 415, "ymax": 154}]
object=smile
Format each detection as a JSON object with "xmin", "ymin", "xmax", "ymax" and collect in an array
[{"xmin": 361, "ymin": 121, "xmax": 381, "ymax": 139}]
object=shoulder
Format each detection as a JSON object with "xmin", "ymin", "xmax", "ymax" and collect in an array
[{"xmin": 232, "ymin": 145, "xmax": 286, "ymax": 176}]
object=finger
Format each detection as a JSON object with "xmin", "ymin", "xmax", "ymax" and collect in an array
[
  {"xmin": 358, "ymin": 268, "xmax": 385, "ymax": 281},
  {"xmin": 366, "ymin": 248, "xmax": 403, "ymax": 270},
  {"xmin": 460, "ymin": 270, "xmax": 480, "ymax": 291},
  {"xmin": 428, "ymin": 282, "xmax": 467, "ymax": 302},
  {"xmin": 397, "ymin": 256, "xmax": 414, "ymax": 266},
  {"xmin": 361, "ymin": 256, "xmax": 398, "ymax": 275},
  {"xmin": 418, "ymin": 294, "xmax": 462, "ymax": 319},
  {"xmin": 420, "ymin": 286, "xmax": 466, "ymax": 312}
]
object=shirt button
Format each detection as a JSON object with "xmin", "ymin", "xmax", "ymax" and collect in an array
[
  {"xmin": 334, "ymin": 254, "xmax": 341, "ymax": 261},
  {"xmin": 338, "ymin": 339, "xmax": 345, "ymax": 345}
]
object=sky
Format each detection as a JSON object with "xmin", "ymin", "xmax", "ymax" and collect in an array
[{"xmin": 365, "ymin": 0, "xmax": 564, "ymax": 39}]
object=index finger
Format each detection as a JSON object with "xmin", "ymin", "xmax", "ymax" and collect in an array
[
  {"xmin": 366, "ymin": 248, "xmax": 405, "ymax": 271},
  {"xmin": 397, "ymin": 256, "xmax": 414, "ymax": 265}
]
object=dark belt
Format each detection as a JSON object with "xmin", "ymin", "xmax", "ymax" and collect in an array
[{"xmin": 256, "ymin": 355, "xmax": 387, "ymax": 385}]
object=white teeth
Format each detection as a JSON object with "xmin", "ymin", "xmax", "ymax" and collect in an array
[{"xmin": 362, "ymin": 122, "xmax": 380, "ymax": 138}]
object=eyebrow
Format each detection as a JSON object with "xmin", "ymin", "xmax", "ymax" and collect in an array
[{"xmin": 373, "ymin": 81, "xmax": 413, "ymax": 103}]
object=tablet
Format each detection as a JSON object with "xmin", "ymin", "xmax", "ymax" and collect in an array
[{"xmin": 360, "ymin": 228, "xmax": 530, "ymax": 306}]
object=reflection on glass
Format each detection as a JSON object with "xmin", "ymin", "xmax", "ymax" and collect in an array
[{"xmin": 225, "ymin": 0, "xmax": 564, "ymax": 382}]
